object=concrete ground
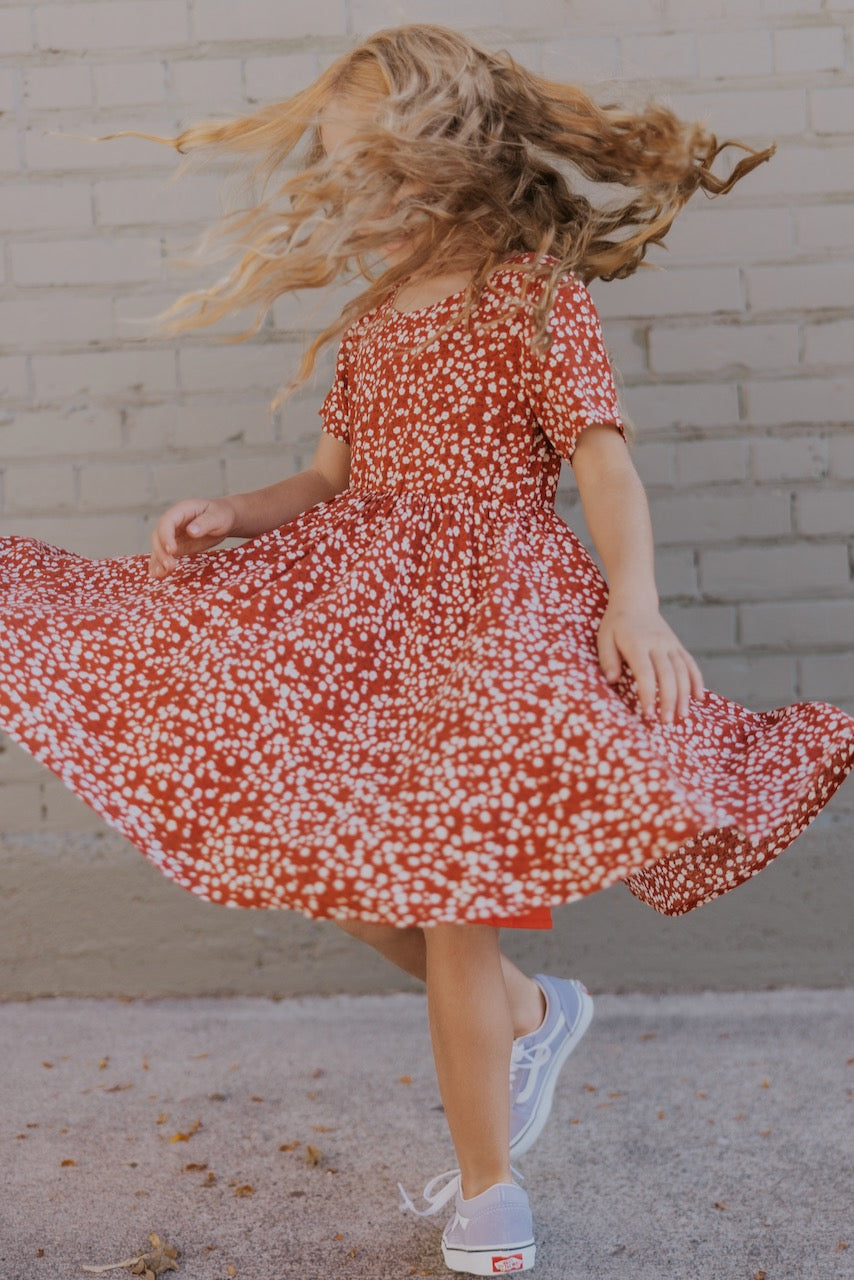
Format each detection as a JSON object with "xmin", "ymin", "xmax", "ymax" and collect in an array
[{"xmin": 1, "ymin": 989, "xmax": 851, "ymax": 1280}]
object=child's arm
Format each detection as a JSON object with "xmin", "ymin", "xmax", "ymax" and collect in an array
[
  {"xmin": 572, "ymin": 425, "xmax": 705, "ymax": 726},
  {"xmin": 228, "ymin": 434, "xmax": 350, "ymax": 537},
  {"xmin": 149, "ymin": 434, "xmax": 350, "ymax": 578}
]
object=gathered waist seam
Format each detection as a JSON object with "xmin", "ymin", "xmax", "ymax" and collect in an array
[{"xmin": 346, "ymin": 486, "xmax": 552, "ymax": 511}]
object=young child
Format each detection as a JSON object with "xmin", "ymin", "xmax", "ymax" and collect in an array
[{"xmin": 2, "ymin": 22, "xmax": 853, "ymax": 1277}]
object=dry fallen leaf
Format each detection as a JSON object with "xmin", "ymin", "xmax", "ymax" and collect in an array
[
  {"xmin": 169, "ymin": 1120, "xmax": 202, "ymax": 1144},
  {"xmin": 42, "ymin": 1061, "xmax": 54, "ymax": 1069},
  {"xmin": 81, "ymin": 1231, "xmax": 180, "ymax": 1276},
  {"xmin": 234, "ymin": 1185, "xmax": 255, "ymax": 1198},
  {"xmin": 278, "ymin": 1141, "xmax": 301, "ymax": 1151},
  {"xmin": 304, "ymin": 1144, "xmax": 323, "ymax": 1166},
  {"xmin": 399, "ymin": 1075, "xmax": 413, "ymax": 1085},
  {"xmin": 226, "ymin": 1267, "xmax": 237, "ymax": 1278},
  {"xmin": 60, "ymin": 1158, "xmax": 77, "ymax": 1167}
]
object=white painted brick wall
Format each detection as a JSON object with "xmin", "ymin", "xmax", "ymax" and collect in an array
[{"xmin": 1, "ymin": 1, "xmax": 852, "ymax": 836}]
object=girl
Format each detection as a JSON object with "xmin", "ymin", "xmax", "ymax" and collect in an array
[{"xmin": 2, "ymin": 22, "xmax": 853, "ymax": 1277}]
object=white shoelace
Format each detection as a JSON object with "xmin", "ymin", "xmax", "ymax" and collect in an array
[
  {"xmin": 398, "ymin": 1164, "xmax": 525, "ymax": 1217},
  {"xmin": 508, "ymin": 1040, "xmax": 552, "ymax": 1100}
]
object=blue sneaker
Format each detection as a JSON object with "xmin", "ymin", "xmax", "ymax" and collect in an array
[
  {"xmin": 398, "ymin": 1166, "xmax": 535, "ymax": 1275},
  {"xmin": 509, "ymin": 974, "xmax": 594, "ymax": 1159}
]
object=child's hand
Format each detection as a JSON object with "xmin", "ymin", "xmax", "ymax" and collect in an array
[
  {"xmin": 596, "ymin": 596, "xmax": 705, "ymax": 724},
  {"xmin": 149, "ymin": 497, "xmax": 238, "ymax": 580}
]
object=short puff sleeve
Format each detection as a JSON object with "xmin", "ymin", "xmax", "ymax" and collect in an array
[
  {"xmin": 318, "ymin": 325, "xmax": 357, "ymax": 444},
  {"xmin": 522, "ymin": 272, "xmax": 627, "ymax": 466}
]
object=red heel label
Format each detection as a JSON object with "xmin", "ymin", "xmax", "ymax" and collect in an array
[{"xmin": 492, "ymin": 1255, "xmax": 524, "ymax": 1273}]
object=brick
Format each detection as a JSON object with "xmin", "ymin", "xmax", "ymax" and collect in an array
[
  {"xmin": 697, "ymin": 654, "xmax": 797, "ymax": 708},
  {"xmin": 25, "ymin": 64, "xmax": 93, "ymax": 110},
  {"xmin": 618, "ymin": 32, "xmax": 696, "ymax": 79},
  {"xmin": 660, "ymin": 603, "xmax": 738, "ymax": 652},
  {"xmin": 150, "ymin": 458, "xmax": 223, "ymax": 503},
  {"xmin": 700, "ymin": 541, "xmax": 848, "ymax": 598},
  {"xmin": 746, "ymin": 376, "xmax": 854, "ymax": 426},
  {"xmin": 0, "ymin": 357, "xmax": 30, "ymax": 401},
  {"xmin": 193, "ymin": 0, "xmax": 343, "ymax": 41},
  {"xmin": 649, "ymin": 489, "xmax": 791, "ymax": 544},
  {"xmin": 126, "ymin": 398, "xmax": 276, "ymax": 452},
  {"xmin": 79, "ymin": 463, "xmax": 152, "ymax": 511},
  {"xmin": 32, "ymin": 350, "xmax": 178, "ymax": 401},
  {"xmin": 34, "ymin": 2, "xmax": 190, "ymax": 51},
  {"xmin": 94, "ymin": 173, "xmax": 223, "ymax": 226},
  {"xmin": 0, "ymin": 515, "xmax": 142, "ymax": 557},
  {"xmin": 594, "ymin": 267, "xmax": 742, "ymax": 319},
  {"xmin": 750, "ymin": 436, "xmax": 828, "ymax": 481},
  {"xmin": 4, "ymin": 182, "xmax": 92, "ymax": 231},
  {"xmin": 224, "ymin": 452, "xmax": 293, "ymax": 494},
  {"xmin": 649, "ymin": 322, "xmax": 799, "ymax": 374},
  {"xmin": 0, "ymin": 67, "xmax": 17, "ymax": 112},
  {"xmin": 665, "ymin": 88, "xmax": 806, "ymax": 138},
  {"xmin": 177, "ymin": 342, "xmax": 301, "ymax": 394},
  {"xmin": 774, "ymin": 26, "xmax": 846, "ymax": 74},
  {"xmin": 696, "ymin": 29, "xmax": 773, "ymax": 79},
  {"xmin": 3, "ymin": 463, "xmax": 76, "ymax": 514},
  {"xmin": 503, "ymin": 0, "xmax": 665, "ymax": 24},
  {"xmin": 0, "ymin": 126, "xmax": 19, "ymax": 172},
  {"xmin": 0, "ymin": 409, "xmax": 123, "ymax": 460},
  {"xmin": 795, "ymin": 205, "xmax": 854, "ymax": 251},
  {"xmin": 629, "ymin": 441, "xmax": 677, "ymax": 488},
  {"xmin": 809, "ymin": 87, "xmax": 854, "ymax": 135},
  {"xmin": 654, "ymin": 546, "xmax": 699, "ymax": 598},
  {"xmin": 243, "ymin": 53, "xmax": 323, "ymax": 104},
  {"xmin": 741, "ymin": 599, "xmax": 854, "ymax": 648},
  {"xmin": 170, "ymin": 58, "xmax": 243, "ymax": 105},
  {"xmin": 801, "ymin": 652, "xmax": 854, "ymax": 703},
  {"xmin": 0, "ymin": 7, "xmax": 31, "ymax": 55},
  {"xmin": 10, "ymin": 237, "xmax": 162, "ymax": 286},
  {"xmin": 623, "ymin": 381, "xmax": 740, "ymax": 429},
  {"xmin": 746, "ymin": 262, "xmax": 854, "ymax": 313},
  {"xmin": 92, "ymin": 61, "xmax": 166, "ymax": 108},
  {"xmin": 804, "ymin": 319, "xmax": 854, "ymax": 367},
  {"xmin": 827, "ymin": 435, "xmax": 854, "ymax": 479},
  {"xmin": 674, "ymin": 439, "xmax": 749, "ymax": 485},
  {"xmin": 794, "ymin": 489, "xmax": 854, "ymax": 536},
  {"xmin": 535, "ymin": 36, "xmax": 620, "ymax": 80},
  {"xmin": 0, "ymin": 296, "xmax": 114, "ymax": 346}
]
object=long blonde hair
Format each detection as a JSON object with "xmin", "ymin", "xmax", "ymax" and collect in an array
[{"xmin": 91, "ymin": 22, "xmax": 776, "ymax": 415}]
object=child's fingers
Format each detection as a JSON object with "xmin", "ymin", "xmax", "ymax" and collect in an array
[
  {"xmin": 686, "ymin": 651, "xmax": 706, "ymax": 700},
  {"xmin": 671, "ymin": 653, "xmax": 693, "ymax": 719},
  {"xmin": 649, "ymin": 649, "xmax": 678, "ymax": 723},
  {"xmin": 630, "ymin": 651, "xmax": 658, "ymax": 719}
]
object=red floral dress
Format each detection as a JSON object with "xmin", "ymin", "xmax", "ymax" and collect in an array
[{"xmin": 0, "ymin": 251, "xmax": 852, "ymax": 930}]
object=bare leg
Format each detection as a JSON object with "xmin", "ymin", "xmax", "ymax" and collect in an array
[
  {"xmin": 334, "ymin": 919, "xmax": 546, "ymax": 1039},
  {"xmin": 421, "ymin": 922, "xmax": 514, "ymax": 1199}
]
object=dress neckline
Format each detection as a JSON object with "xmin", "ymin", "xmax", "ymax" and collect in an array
[{"xmin": 386, "ymin": 278, "xmax": 472, "ymax": 317}]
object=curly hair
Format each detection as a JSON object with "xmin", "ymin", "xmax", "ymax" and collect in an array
[{"xmin": 89, "ymin": 22, "xmax": 776, "ymax": 416}]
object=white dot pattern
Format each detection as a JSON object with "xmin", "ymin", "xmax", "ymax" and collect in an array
[{"xmin": 0, "ymin": 251, "xmax": 852, "ymax": 929}]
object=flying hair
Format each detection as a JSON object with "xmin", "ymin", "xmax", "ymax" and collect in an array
[{"xmin": 82, "ymin": 22, "xmax": 777, "ymax": 417}]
